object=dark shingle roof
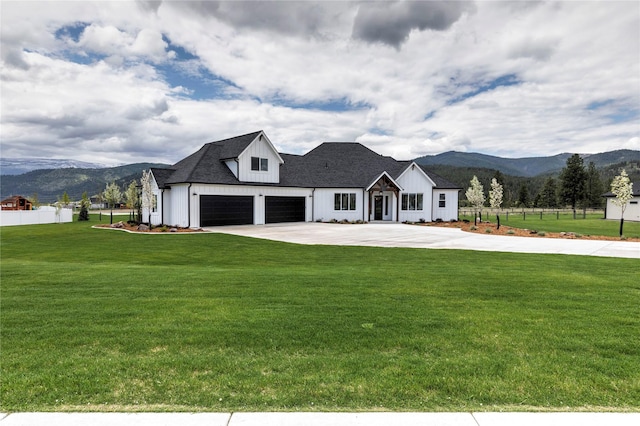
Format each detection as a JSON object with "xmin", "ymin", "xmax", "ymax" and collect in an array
[
  {"xmin": 156, "ymin": 132, "xmax": 461, "ymax": 190},
  {"xmin": 419, "ymin": 166, "xmax": 462, "ymax": 190},
  {"xmin": 150, "ymin": 167, "xmax": 176, "ymax": 189},
  {"xmin": 602, "ymin": 181, "xmax": 639, "ymax": 197},
  {"xmin": 280, "ymin": 143, "xmax": 406, "ymax": 188},
  {"xmin": 163, "ymin": 131, "xmax": 262, "ymax": 186}
]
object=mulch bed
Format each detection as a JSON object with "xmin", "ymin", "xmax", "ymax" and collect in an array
[
  {"xmin": 95, "ymin": 221, "xmax": 204, "ymax": 233},
  {"xmin": 421, "ymin": 220, "xmax": 638, "ymax": 241}
]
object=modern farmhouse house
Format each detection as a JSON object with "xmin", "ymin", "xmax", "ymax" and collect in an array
[{"xmin": 144, "ymin": 131, "xmax": 460, "ymax": 228}]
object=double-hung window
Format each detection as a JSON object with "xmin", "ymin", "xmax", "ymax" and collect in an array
[
  {"xmin": 251, "ymin": 157, "xmax": 268, "ymax": 171},
  {"xmin": 401, "ymin": 193, "xmax": 423, "ymax": 210},
  {"xmin": 439, "ymin": 193, "xmax": 446, "ymax": 208},
  {"xmin": 334, "ymin": 193, "xmax": 356, "ymax": 210}
]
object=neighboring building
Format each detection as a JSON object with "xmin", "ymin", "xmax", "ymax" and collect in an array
[
  {"xmin": 603, "ymin": 181, "xmax": 640, "ymax": 221},
  {"xmin": 89, "ymin": 197, "xmax": 108, "ymax": 210},
  {"xmin": 144, "ymin": 131, "xmax": 461, "ymax": 228},
  {"xmin": 1, "ymin": 195, "xmax": 32, "ymax": 211}
]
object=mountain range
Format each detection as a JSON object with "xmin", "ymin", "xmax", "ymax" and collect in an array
[
  {"xmin": 1, "ymin": 149, "xmax": 638, "ymax": 204},
  {"xmin": 414, "ymin": 149, "xmax": 640, "ymax": 177},
  {"xmin": 0, "ymin": 163, "xmax": 167, "ymax": 203},
  {"xmin": 0, "ymin": 158, "xmax": 109, "ymax": 176}
]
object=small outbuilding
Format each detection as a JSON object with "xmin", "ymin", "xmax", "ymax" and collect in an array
[
  {"xmin": 603, "ymin": 181, "xmax": 639, "ymax": 221},
  {"xmin": 1, "ymin": 195, "xmax": 33, "ymax": 211}
]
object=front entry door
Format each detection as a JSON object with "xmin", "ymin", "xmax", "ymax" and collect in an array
[{"xmin": 374, "ymin": 196, "xmax": 383, "ymax": 220}]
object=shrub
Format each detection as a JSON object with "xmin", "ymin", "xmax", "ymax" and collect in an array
[
  {"xmin": 485, "ymin": 228, "xmax": 492, "ymax": 233},
  {"xmin": 77, "ymin": 205, "xmax": 89, "ymax": 221},
  {"xmin": 470, "ymin": 225, "xmax": 477, "ymax": 231},
  {"xmin": 507, "ymin": 230, "xmax": 515, "ymax": 235}
]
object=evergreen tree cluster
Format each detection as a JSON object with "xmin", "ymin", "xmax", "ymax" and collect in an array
[{"xmin": 446, "ymin": 154, "xmax": 635, "ymax": 209}]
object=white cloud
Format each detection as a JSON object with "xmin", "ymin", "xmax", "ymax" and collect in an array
[{"xmin": 0, "ymin": 0, "xmax": 638, "ymax": 167}]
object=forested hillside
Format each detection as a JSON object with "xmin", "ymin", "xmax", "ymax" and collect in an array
[{"xmin": 0, "ymin": 163, "xmax": 168, "ymax": 203}]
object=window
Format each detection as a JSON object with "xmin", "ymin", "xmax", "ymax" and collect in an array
[
  {"xmin": 152, "ymin": 194, "xmax": 158, "ymax": 212},
  {"xmin": 401, "ymin": 193, "xmax": 423, "ymax": 210},
  {"xmin": 251, "ymin": 156, "xmax": 268, "ymax": 171},
  {"xmin": 334, "ymin": 193, "xmax": 356, "ymax": 210},
  {"xmin": 439, "ymin": 193, "xmax": 446, "ymax": 208}
]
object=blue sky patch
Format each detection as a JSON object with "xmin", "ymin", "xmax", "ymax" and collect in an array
[
  {"xmin": 55, "ymin": 22, "xmax": 89, "ymax": 43},
  {"xmin": 447, "ymin": 73, "xmax": 521, "ymax": 105},
  {"xmin": 270, "ymin": 97, "xmax": 372, "ymax": 112}
]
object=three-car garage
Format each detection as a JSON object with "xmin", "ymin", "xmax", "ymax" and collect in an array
[{"xmin": 200, "ymin": 195, "xmax": 306, "ymax": 227}]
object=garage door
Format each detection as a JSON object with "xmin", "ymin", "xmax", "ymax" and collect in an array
[
  {"xmin": 200, "ymin": 195, "xmax": 254, "ymax": 227},
  {"xmin": 265, "ymin": 196, "xmax": 306, "ymax": 223}
]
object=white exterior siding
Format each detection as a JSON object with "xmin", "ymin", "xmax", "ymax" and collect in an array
[
  {"xmin": 605, "ymin": 197, "xmax": 640, "ymax": 221},
  {"xmin": 146, "ymin": 175, "xmax": 162, "ymax": 226},
  {"xmin": 396, "ymin": 166, "xmax": 434, "ymax": 222},
  {"xmin": 432, "ymin": 190, "xmax": 459, "ymax": 221},
  {"xmin": 161, "ymin": 188, "xmax": 172, "ymax": 226},
  {"xmin": 238, "ymin": 137, "xmax": 281, "ymax": 184},
  {"xmin": 313, "ymin": 188, "xmax": 366, "ymax": 223},
  {"xmin": 167, "ymin": 184, "xmax": 190, "ymax": 228}
]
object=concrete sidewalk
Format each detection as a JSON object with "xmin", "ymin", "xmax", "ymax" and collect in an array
[
  {"xmin": 2, "ymin": 412, "xmax": 639, "ymax": 425},
  {"xmin": 205, "ymin": 222, "xmax": 640, "ymax": 259}
]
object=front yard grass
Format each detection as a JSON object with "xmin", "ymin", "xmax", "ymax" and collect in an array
[{"xmin": 1, "ymin": 219, "xmax": 638, "ymax": 412}]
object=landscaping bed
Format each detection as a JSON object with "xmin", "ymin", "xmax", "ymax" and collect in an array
[{"xmin": 424, "ymin": 219, "xmax": 639, "ymax": 241}]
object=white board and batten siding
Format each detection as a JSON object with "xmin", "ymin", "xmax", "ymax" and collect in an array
[
  {"xmin": 432, "ymin": 190, "xmax": 459, "ymax": 222},
  {"xmin": 396, "ymin": 166, "xmax": 434, "ymax": 223},
  {"xmin": 313, "ymin": 188, "xmax": 366, "ymax": 223},
  {"xmin": 237, "ymin": 137, "xmax": 281, "ymax": 184}
]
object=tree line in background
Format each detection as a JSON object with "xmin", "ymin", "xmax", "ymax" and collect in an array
[
  {"xmin": 465, "ymin": 155, "xmax": 634, "ymax": 235},
  {"xmin": 453, "ymin": 155, "xmax": 639, "ymax": 210}
]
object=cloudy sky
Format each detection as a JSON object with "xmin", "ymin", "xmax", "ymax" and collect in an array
[{"xmin": 1, "ymin": 0, "xmax": 639, "ymax": 166}]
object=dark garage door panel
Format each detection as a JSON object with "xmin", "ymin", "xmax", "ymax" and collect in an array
[
  {"xmin": 200, "ymin": 195, "xmax": 254, "ymax": 227},
  {"xmin": 266, "ymin": 196, "xmax": 305, "ymax": 223}
]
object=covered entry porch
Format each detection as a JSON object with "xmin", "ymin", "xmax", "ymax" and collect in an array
[{"xmin": 366, "ymin": 173, "xmax": 401, "ymax": 222}]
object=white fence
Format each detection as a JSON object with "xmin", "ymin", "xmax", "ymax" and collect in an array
[{"xmin": 0, "ymin": 207, "xmax": 73, "ymax": 226}]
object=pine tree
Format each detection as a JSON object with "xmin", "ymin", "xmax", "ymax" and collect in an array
[
  {"xmin": 517, "ymin": 184, "xmax": 530, "ymax": 208},
  {"xmin": 560, "ymin": 154, "xmax": 587, "ymax": 211},
  {"xmin": 78, "ymin": 191, "xmax": 90, "ymax": 221},
  {"xmin": 539, "ymin": 177, "xmax": 559, "ymax": 208},
  {"xmin": 585, "ymin": 161, "xmax": 604, "ymax": 208}
]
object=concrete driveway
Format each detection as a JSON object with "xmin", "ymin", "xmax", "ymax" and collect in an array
[{"xmin": 205, "ymin": 222, "xmax": 640, "ymax": 259}]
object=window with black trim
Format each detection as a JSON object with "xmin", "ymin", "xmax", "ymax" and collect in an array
[
  {"xmin": 439, "ymin": 193, "xmax": 446, "ymax": 208},
  {"xmin": 401, "ymin": 193, "xmax": 423, "ymax": 210},
  {"xmin": 334, "ymin": 193, "xmax": 356, "ymax": 210},
  {"xmin": 251, "ymin": 156, "xmax": 268, "ymax": 171}
]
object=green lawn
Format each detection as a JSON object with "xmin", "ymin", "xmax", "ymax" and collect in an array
[
  {"xmin": 1, "ymin": 217, "xmax": 639, "ymax": 412},
  {"xmin": 460, "ymin": 211, "xmax": 640, "ymax": 239}
]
